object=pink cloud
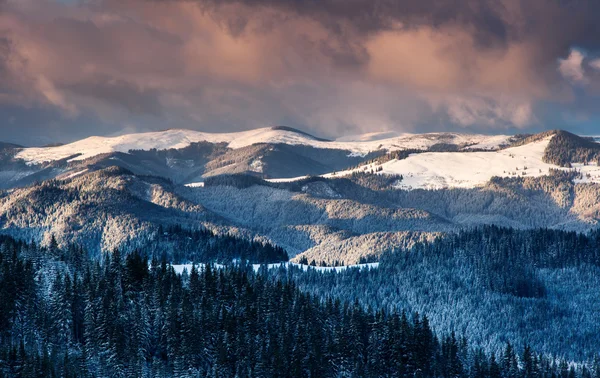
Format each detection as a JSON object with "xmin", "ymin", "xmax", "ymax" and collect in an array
[{"xmin": 0, "ymin": 0, "xmax": 596, "ymax": 135}]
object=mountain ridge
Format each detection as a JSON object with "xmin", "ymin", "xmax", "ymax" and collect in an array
[
  {"xmin": 1, "ymin": 162, "xmax": 598, "ymax": 263},
  {"xmin": 2, "ymin": 127, "xmax": 599, "ymax": 192},
  {"xmin": 0, "ymin": 127, "xmax": 530, "ymax": 190},
  {"xmin": 11, "ymin": 127, "xmax": 513, "ymax": 165}
]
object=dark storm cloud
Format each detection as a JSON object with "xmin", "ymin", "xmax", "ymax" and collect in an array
[
  {"xmin": 65, "ymin": 76, "xmax": 164, "ymax": 116},
  {"xmin": 182, "ymin": 0, "xmax": 600, "ymax": 89},
  {"xmin": 194, "ymin": 0, "xmax": 513, "ymax": 40},
  {"xmin": 1, "ymin": 0, "xmax": 600, "ymax": 144},
  {"xmin": 0, "ymin": 37, "xmax": 10, "ymax": 82},
  {"xmin": 174, "ymin": 0, "xmax": 581, "ymax": 38},
  {"xmin": 199, "ymin": 0, "xmax": 600, "ymax": 59}
]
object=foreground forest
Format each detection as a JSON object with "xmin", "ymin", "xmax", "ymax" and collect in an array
[
  {"xmin": 1, "ymin": 234, "xmax": 600, "ymax": 377},
  {"xmin": 279, "ymin": 226, "xmax": 600, "ymax": 360}
]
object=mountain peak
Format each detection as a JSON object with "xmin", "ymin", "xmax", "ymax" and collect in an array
[
  {"xmin": 0, "ymin": 141, "xmax": 24, "ymax": 150},
  {"xmin": 269, "ymin": 126, "xmax": 331, "ymax": 142}
]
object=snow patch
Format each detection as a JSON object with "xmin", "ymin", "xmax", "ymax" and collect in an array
[
  {"xmin": 170, "ymin": 262, "xmax": 379, "ymax": 275},
  {"xmin": 60, "ymin": 169, "xmax": 89, "ymax": 180},
  {"xmin": 336, "ymin": 131, "xmax": 403, "ymax": 142},
  {"xmin": 249, "ymin": 158, "xmax": 264, "ymax": 173},
  {"xmin": 265, "ymin": 176, "xmax": 309, "ymax": 183},
  {"xmin": 185, "ymin": 182, "xmax": 205, "ymax": 188},
  {"xmin": 572, "ymin": 162, "xmax": 600, "ymax": 184},
  {"xmin": 260, "ymin": 262, "xmax": 380, "ymax": 273},
  {"xmin": 351, "ymin": 138, "xmax": 556, "ymax": 189}
]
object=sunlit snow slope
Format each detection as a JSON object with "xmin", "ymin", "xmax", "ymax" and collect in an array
[
  {"xmin": 15, "ymin": 127, "xmax": 511, "ymax": 165},
  {"xmin": 318, "ymin": 137, "xmax": 600, "ymax": 189}
]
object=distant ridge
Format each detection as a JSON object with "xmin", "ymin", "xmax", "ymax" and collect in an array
[
  {"xmin": 8, "ymin": 127, "xmax": 598, "ymax": 191},
  {"xmin": 270, "ymin": 126, "xmax": 331, "ymax": 142},
  {"xmin": 0, "ymin": 142, "xmax": 24, "ymax": 149}
]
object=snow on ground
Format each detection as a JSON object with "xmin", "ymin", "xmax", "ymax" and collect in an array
[
  {"xmin": 335, "ymin": 131, "xmax": 404, "ymax": 142},
  {"xmin": 185, "ymin": 182, "xmax": 205, "ymax": 188},
  {"xmin": 16, "ymin": 129, "xmax": 262, "ymax": 164},
  {"xmin": 334, "ymin": 131, "xmax": 510, "ymax": 151},
  {"xmin": 15, "ymin": 127, "xmax": 511, "ymax": 165},
  {"xmin": 170, "ymin": 262, "xmax": 379, "ymax": 275},
  {"xmin": 265, "ymin": 176, "xmax": 309, "ymax": 183},
  {"xmin": 272, "ymin": 262, "xmax": 379, "ymax": 273},
  {"xmin": 382, "ymin": 138, "xmax": 556, "ymax": 190},
  {"xmin": 381, "ymin": 138, "xmax": 600, "ymax": 189},
  {"xmin": 573, "ymin": 162, "xmax": 600, "ymax": 184},
  {"xmin": 272, "ymin": 137, "xmax": 600, "ymax": 189},
  {"xmin": 58, "ymin": 169, "xmax": 89, "ymax": 180},
  {"xmin": 171, "ymin": 263, "xmax": 224, "ymax": 274},
  {"xmin": 249, "ymin": 158, "xmax": 264, "ymax": 173},
  {"xmin": 462, "ymin": 134, "xmax": 516, "ymax": 150}
]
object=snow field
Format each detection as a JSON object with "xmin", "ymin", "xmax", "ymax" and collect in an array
[{"xmin": 15, "ymin": 127, "xmax": 511, "ymax": 164}]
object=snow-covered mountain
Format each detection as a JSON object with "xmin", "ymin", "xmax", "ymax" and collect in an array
[
  {"xmin": 1, "ymin": 127, "xmax": 600, "ymax": 263},
  {"xmin": 321, "ymin": 134, "xmax": 600, "ymax": 189},
  {"xmin": 265, "ymin": 130, "xmax": 600, "ymax": 189},
  {"xmin": 2, "ymin": 127, "xmax": 599, "ymax": 375},
  {"xmin": 14, "ymin": 126, "xmax": 512, "ymax": 165},
  {"xmin": 2, "ymin": 126, "xmax": 599, "ymax": 191},
  {"xmin": 0, "ymin": 126, "xmax": 521, "ymax": 189},
  {"xmin": 1, "ymin": 161, "xmax": 598, "ymax": 263},
  {"xmin": 3, "ymin": 127, "xmax": 600, "ymax": 191}
]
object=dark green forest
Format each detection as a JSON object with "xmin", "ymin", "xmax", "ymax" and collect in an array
[
  {"xmin": 278, "ymin": 226, "xmax": 600, "ymax": 360},
  {"xmin": 0, "ymin": 234, "xmax": 599, "ymax": 377}
]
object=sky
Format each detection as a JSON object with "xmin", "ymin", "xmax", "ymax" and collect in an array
[{"xmin": 2, "ymin": 0, "xmax": 600, "ymax": 146}]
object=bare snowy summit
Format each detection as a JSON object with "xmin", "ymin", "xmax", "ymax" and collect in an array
[
  {"xmin": 13, "ymin": 127, "xmax": 513, "ymax": 165},
  {"xmin": 2, "ymin": 127, "xmax": 599, "ymax": 191}
]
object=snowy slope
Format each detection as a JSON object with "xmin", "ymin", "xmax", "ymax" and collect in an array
[
  {"xmin": 14, "ymin": 127, "xmax": 512, "ymax": 165},
  {"xmin": 261, "ymin": 137, "xmax": 600, "ymax": 189},
  {"xmin": 16, "ymin": 128, "xmax": 276, "ymax": 164},
  {"xmin": 335, "ymin": 131, "xmax": 404, "ymax": 142},
  {"xmin": 334, "ymin": 131, "xmax": 510, "ymax": 150},
  {"xmin": 381, "ymin": 138, "xmax": 555, "ymax": 189},
  {"xmin": 325, "ymin": 137, "xmax": 600, "ymax": 189}
]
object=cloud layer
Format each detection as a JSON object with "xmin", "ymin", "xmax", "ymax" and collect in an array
[{"xmin": 1, "ymin": 0, "xmax": 600, "ymax": 144}]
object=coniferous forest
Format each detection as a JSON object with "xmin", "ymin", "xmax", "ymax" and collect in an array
[
  {"xmin": 278, "ymin": 226, "xmax": 600, "ymax": 360},
  {"xmin": 0, "ymin": 233, "xmax": 600, "ymax": 377}
]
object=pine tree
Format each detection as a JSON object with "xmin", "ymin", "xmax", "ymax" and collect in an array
[
  {"xmin": 489, "ymin": 354, "xmax": 502, "ymax": 378},
  {"xmin": 522, "ymin": 344, "xmax": 534, "ymax": 378},
  {"xmin": 49, "ymin": 272, "xmax": 73, "ymax": 351}
]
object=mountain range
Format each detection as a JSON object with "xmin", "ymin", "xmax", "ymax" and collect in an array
[
  {"xmin": 1, "ymin": 127, "xmax": 600, "ymax": 265},
  {"xmin": 0, "ymin": 126, "xmax": 517, "ymax": 188}
]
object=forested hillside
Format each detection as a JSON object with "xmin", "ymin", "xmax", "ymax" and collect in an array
[
  {"xmin": 184, "ymin": 170, "xmax": 600, "ymax": 262},
  {"xmin": 543, "ymin": 131, "xmax": 600, "ymax": 167},
  {"xmin": 0, "ymin": 235, "xmax": 597, "ymax": 377},
  {"xmin": 274, "ymin": 226, "xmax": 600, "ymax": 360},
  {"xmin": 0, "ymin": 167, "xmax": 289, "ymax": 261},
  {"xmin": 147, "ymin": 225, "xmax": 288, "ymax": 263},
  {"xmin": 2, "ymin": 165, "xmax": 600, "ymax": 265}
]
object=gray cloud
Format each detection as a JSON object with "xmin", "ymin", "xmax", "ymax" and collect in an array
[
  {"xmin": 65, "ymin": 76, "xmax": 163, "ymax": 116},
  {"xmin": 1, "ymin": 0, "xmax": 600, "ymax": 144}
]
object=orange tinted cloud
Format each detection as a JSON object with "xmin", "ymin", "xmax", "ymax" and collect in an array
[{"xmin": 1, "ymin": 0, "xmax": 599, "ymax": 138}]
